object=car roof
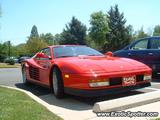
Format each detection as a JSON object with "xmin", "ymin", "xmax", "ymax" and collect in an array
[
  {"xmin": 49, "ymin": 45, "xmax": 85, "ymax": 47},
  {"xmin": 136, "ymin": 36, "xmax": 160, "ymax": 41}
]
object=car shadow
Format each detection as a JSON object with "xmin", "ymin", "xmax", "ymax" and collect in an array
[
  {"xmin": 15, "ymin": 83, "xmax": 145, "ymax": 111},
  {"xmin": 15, "ymin": 83, "xmax": 51, "ymax": 96},
  {"xmin": 152, "ymin": 78, "xmax": 160, "ymax": 82}
]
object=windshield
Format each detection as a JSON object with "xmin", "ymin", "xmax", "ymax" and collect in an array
[{"xmin": 53, "ymin": 46, "xmax": 103, "ymax": 58}]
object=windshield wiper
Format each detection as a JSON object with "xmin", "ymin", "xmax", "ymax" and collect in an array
[
  {"xmin": 57, "ymin": 55, "xmax": 74, "ymax": 58},
  {"xmin": 87, "ymin": 54, "xmax": 102, "ymax": 56}
]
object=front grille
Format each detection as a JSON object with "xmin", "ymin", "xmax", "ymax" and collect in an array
[
  {"xmin": 136, "ymin": 75, "xmax": 144, "ymax": 82},
  {"xmin": 109, "ymin": 77, "xmax": 122, "ymax": 86},
  {"xmin": 29, "ymin": 66, "xmax": 39, "ymax": 80}
]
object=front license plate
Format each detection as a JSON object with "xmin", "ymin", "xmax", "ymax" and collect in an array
[{"xmin": 123, "ymin": 76, "xmax": 136, "ymax": 86}]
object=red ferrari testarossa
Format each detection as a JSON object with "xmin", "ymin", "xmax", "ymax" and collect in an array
[{"xmin": 21, "ymin": 45, "xmax": 151, "ymax": 98}]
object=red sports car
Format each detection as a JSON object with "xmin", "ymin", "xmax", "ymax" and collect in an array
[{"xmin": 21, "ymin": 45, "xmax": 151, "ymax": 98}]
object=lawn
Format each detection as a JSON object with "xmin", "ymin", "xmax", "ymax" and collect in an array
[
  {"xmin": 155, "ymin": 118, "xmax": 160, "ymax": 120},
  {"xmin": 0, "ymin": 63, "xmax": 20, "ymax": 68},
  {"xmin": 0, "ymin": 87, "xmax": 62, "ymax": 120}
]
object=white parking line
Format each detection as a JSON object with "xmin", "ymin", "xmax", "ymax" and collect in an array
[{"xmin": 144, "ymin": 87, "xmax": 160, "ymax": 91}]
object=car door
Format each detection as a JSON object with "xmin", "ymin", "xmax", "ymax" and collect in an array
[
  {"xmin": 114, "ymin": 39, "xmax": 149, "ymax": 62},
  {"xmin": 147, "ymin": 37, "xmax": 160, "ymax": 70},
  {"xmin": 36, "ymin": 48, "xmax": 52, "ymax": 85},
  {"xmin": 128, "ymin": 38, "xmax": 149, "ymax": 64}
]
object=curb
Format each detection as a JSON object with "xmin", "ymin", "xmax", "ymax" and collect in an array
[{"xmin": 93, "ymin": 90, "xmax": 160, "ymax": 112}]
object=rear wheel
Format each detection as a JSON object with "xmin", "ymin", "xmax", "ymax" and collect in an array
[{"xmin": 52, "ymin": 67, "xmax": 64, "ymax": 98}]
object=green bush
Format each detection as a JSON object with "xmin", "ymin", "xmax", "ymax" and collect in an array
[
  {"xmin": 0, "ymin": 55, "xmax": 6, "ymax": 62},
  {"xmin": 5, "ymin": 59, "xmax": 15, "ymax": 65}
]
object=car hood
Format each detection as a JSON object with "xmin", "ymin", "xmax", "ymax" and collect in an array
[{"xmin": 57, "ymin": 56, "xmax": 150, "ymax": 74}]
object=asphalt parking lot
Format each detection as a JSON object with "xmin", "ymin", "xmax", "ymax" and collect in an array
[{"xmin": 0, "ymin": 68, "xmax": 160, "ymax": 120}]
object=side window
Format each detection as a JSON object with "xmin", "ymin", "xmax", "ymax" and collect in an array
[
  {"xmin": 130, "ymin": 39, "xmax": 148, "ymax": 50},
  {"xmin": 41, "ymin": 48, "xmax": 50, "ymax": 56},
  {"xmin": 150, "ymin": 39, "xmax": 160, "ymax": 49},
  {"xmin": 39, "ymin": 48, "xmax": 51, "ymax": 60}
]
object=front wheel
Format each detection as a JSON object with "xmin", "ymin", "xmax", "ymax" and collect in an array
[
  {"xmin": 22, "ymin": 65, "xmax": 28, "ymax": 84},
  {"xmin": 52, "ymin": 67, "xmax": 64, "ymax": 98}
]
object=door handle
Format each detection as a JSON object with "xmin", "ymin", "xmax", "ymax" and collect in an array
[
  {"xmin": 128, "ymin": 53, "xmax": 132, "ymax": 56},
  {"xmin": 148, "ymin": 53, "xmax": 153, "ymax": 55}
]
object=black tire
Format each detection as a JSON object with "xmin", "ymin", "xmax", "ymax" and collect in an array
[
  {"xmin": 22, "ymin": 65, "xmax": 28, "ymax": 84},
  {"xmin": 52, "ymin": 67, "xmax": 64, "ymax": 98}
]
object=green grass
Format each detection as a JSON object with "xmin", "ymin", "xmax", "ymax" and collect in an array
[
  {"xmin": 154, "ymin": 118, "xmax": 160, "ymax": 120},
  {"xmin": 0, "ymin": 63, "xmax": 19, "ymax": 68},
  {"xmin": 0, "ymin": 87, "xmax": 63, "ymax": 120}
]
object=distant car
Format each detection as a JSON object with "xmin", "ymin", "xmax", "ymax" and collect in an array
[
  {"xmin": 114, "ymin": 36, "xmax": 160, "ymax": 76},
  {"xmin": 18, "ymin": 56, "xmax": 30, "ymax": 63},
  {"xmin": 4, "ymin": 56, "xmax": 18, "ymax": 63},
  {"xmin": 21, "ymin": 45, "xmax": 151, "ymax": 98},
  {"xmin": 11, "ymin": 56, "xmax": 18, "ymax": 63}
]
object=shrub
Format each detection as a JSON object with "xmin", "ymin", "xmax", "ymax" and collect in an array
[{"xmin": 0, "ymin": 55, "xmax": 6, "ymax": 62}]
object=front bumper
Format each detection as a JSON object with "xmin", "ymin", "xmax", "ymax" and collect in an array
[{"xmin": 64, "ymin": 82, "xmax": 151, "ymax": 97}]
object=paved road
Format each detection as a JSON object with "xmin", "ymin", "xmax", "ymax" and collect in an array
[
  {"xmin": 0, "ymin": 68, "xmax": 52, "ymax": 96},
  {"xmin": 0, "ymin": 68, "xmax": 22, "ymax": 87}
]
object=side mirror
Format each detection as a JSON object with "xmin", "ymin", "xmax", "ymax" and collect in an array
[
  {"xmin": 105, "ymin": 51, "xmax": 113, "ymax": 57},
  {"xmin": 36, "ymin": 52, "xmax": 51, "ymax": 59}
]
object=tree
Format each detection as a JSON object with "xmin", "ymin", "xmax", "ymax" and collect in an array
[
  {"xmin": 0, "ymin": 41, "xmax": 13, "ymax": 62},
  {"xmin": 40, "ymin": 33, "xmax": 54, "ymax": 45},
  {"xmin": 0, "ymin": 42, "xmax": 8, "ymax": 62},
  {"xmin": 105, "ymin": 5, "xmax": 132, "ymax": 51},
  {"xmin": 60, "ymin": 16, "xmax": 87, "ymax": 45},
  {"xmin": 135, "ymin": 27, "xmax": 149, "ymax": 39},
  {"xmin": 53, "ymin": 34, "xmax": 63, "ymax": 45},
  {"xmin": 12, "ymin": 44, "xmax": 27, "ymax": 57},
  {"xmin": 153, "ymin": 25, "xmax": 160, "ymax": 36},
  {"xmin": 30, "ymin": 25, "xmax": 39, "ymax": 38},
  {"xmin": 89, "ymin": 11, "xmax": 109, "ymax": 50},
  {"xmin": 26, "ymin": 25, "xmax": 47, "ymax": 55},
  {"xmin": 126, "ymin": 25, "xmax": 134, "ymax": 40},
  {"xmin": 85, "ymin": 34, "xmax": 97, "ymax": 49},
  {"xmin": 26, "ymin": 37, "xmax": 48, "ymax": 55}
]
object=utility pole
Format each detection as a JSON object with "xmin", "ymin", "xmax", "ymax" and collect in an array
[
  {"xmin": 53, "ymin": 37, "xmax": 55, "ymax": 45},
  {"xmin": 8, "ymin": 41, "xmax": 11, "ymax": 58}
]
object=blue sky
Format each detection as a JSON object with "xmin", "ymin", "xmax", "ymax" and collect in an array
[{"xmin": 0, "ymin": 0, "xmax": 160, "ymax": 45}]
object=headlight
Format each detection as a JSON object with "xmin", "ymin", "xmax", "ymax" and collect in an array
[
  {"xmin": 143, "ymin": 74, "xmax": 152, "ymax": 81},
  {"xmin": 89, "ymin": 79, "xmax": 109, "ymax": 87}
]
